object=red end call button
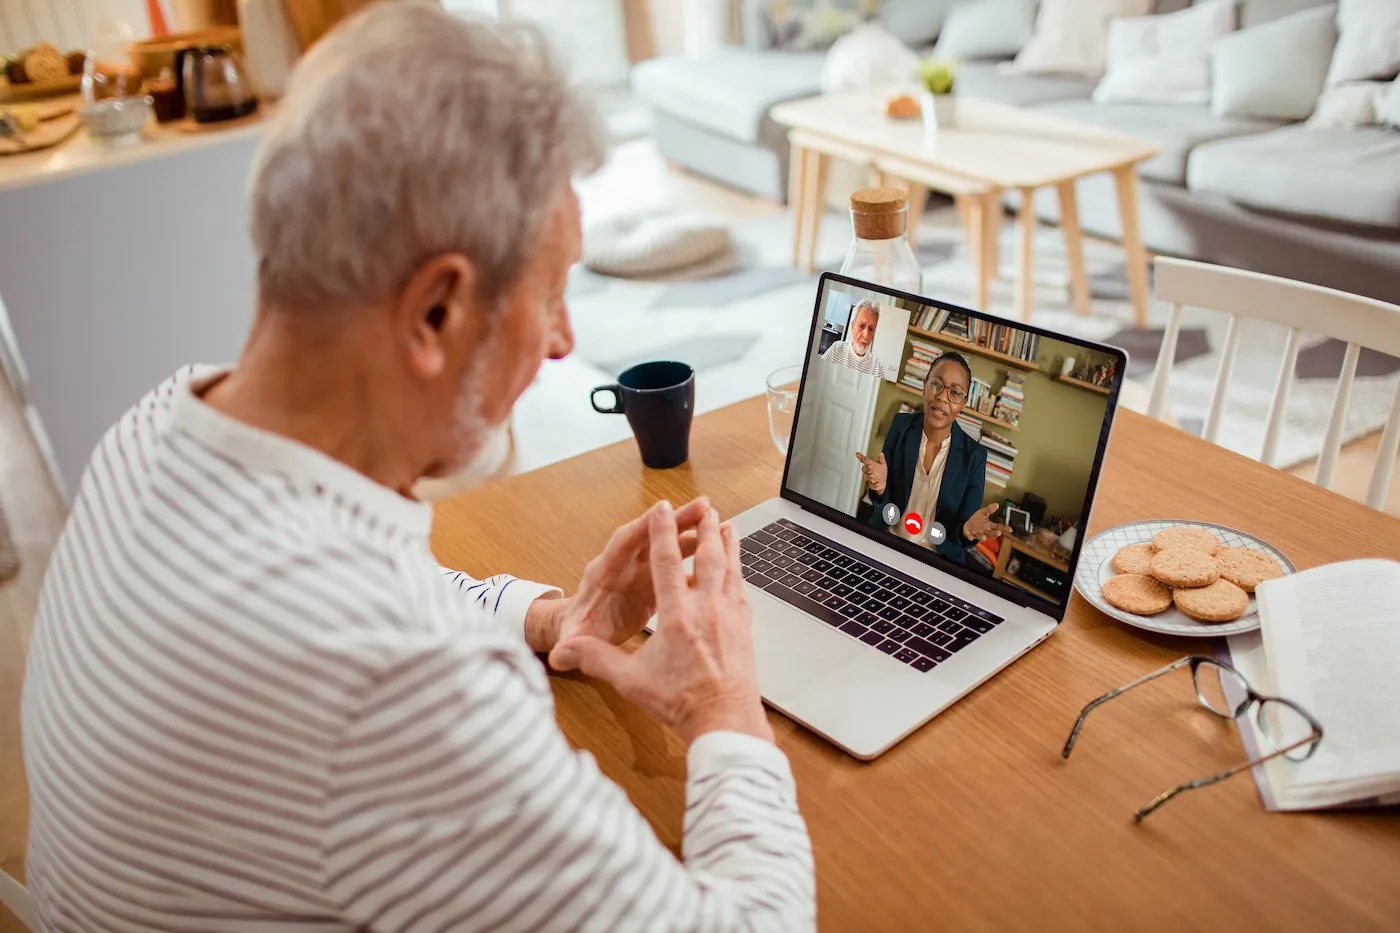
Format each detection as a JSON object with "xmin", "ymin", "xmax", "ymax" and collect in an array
[{"xmin": 903, "ymin": 512, "xmax": 923, "ymax": 536}]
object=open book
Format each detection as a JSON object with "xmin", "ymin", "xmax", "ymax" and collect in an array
[{"xmin": 1225, "ymin": 560, "xmax": 1400, "ymax": 811}]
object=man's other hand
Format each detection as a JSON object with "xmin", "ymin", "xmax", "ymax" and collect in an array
[
  {"xmin": 527, "ymin": 496, "xmax": 709, "ymax": 654},
  {"xmin": 855, "ymin": 451, "xmax": 887, "ymax": 495},
  {"xmin": 548, "ymin": 503, "xmax": 771, "ymax": 745}
]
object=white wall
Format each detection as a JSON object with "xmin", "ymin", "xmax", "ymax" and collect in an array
[{"xmin": 0, "ymin": 0, "xmax": 148, "ymax": 52}]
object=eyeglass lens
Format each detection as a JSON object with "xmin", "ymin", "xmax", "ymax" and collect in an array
[
  {"xmin": 928, "ymin": 379, "xmax": 967, "ymax": 403},
  {"xmin": 1257, "ymin": 699, "xmax": 1321, "ymax": 761},
  {"xmin": 1192, "ymin": 659, "xmax": 1249, "ymax": 717}
]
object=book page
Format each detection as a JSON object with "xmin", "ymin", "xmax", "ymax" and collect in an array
[{"xmin": 1258, "ymin": 560, "xmax": 1400, "ymax": 786}]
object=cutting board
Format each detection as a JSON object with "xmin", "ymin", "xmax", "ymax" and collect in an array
[{"xmin": 0, "ymin": 110, "xmax": 81, "ymax": 156}]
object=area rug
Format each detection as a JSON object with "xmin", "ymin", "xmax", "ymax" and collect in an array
[{"xmin": 566, "ymin": 202, "xmax": 1399, "ymax": 471}]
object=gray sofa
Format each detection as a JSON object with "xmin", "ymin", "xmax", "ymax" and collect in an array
[{"xmin": 631, "ymin": 2, "xmax": 1400, "ymax": 305}]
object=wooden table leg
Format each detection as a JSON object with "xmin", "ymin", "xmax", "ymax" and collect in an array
[
  {"xmin": 1057, "ymin": 179, "xmax": 1091, "ymax": 317},
  {"xmin": 802, "ymin": 150, "xmax": 830, "ymax": 275},
  {"xmin": 906, "ymin": 182, "xmax": 928, "ymax": 250},
  {"xmin": 788, "ymin": 140, "xmax": 808, "ymax": 269},
  {"xmin": 1017, "ymin": 187, "xmax": 1036, "ymax": 321},
  {"xmin": 964, "ymin": 194, "xmax": 987, "ymax": 310},
  {"xmin": 1114, "ymin": 164, "xmax": 1151, "ymax": 328},
  {"xmin": 985, "ymin": 188, "xmax": 1003, "ymax": 281}
]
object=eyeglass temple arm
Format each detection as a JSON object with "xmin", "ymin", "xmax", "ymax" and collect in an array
[
  {"xmin": 1134, "ymin": 734, "xmax": 1320, "ymax": 822},
  {"xmin": 1061, "ymin": 657, "xmax": 1195, "ymax": 759}
]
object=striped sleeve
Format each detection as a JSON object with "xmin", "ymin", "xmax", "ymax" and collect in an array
[
  {"xmin": 324, "ymin": 636, "xmax": 815, "ymax": 933},
  {"xmin": 438, "ymin": 567, "xmax": 561, "ymax": 641}
]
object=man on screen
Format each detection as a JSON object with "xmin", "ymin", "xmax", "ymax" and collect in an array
[
  {"xmin": 821, "ymin": 299, "xmax": 885, "ymax": 377},
  {"xmin": 856, "ymin": 353, "xmax": 1012, "ymax": 565}
]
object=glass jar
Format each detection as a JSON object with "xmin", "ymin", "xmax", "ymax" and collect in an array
[
  {"xmin": 82, "ymin": 18, "xmax": 143, "ymax": 104},
  {"xmin": 838, "ymin": 187, "xmax": 923, "ymax": 294}
]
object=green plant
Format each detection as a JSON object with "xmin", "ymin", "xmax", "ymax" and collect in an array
[{"xmin": 918, "ymin": 58, "xmax": 957, "ymax": 95}]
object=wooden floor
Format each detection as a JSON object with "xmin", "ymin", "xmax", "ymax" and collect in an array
[{"xmin": 0, "ymin": 140, "xmax": 1395, "ymax": 928}]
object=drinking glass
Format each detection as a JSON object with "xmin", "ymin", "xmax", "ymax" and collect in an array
[{"xmin": 766, "ymin": 365, "xmax": 802, "ymax": 456}]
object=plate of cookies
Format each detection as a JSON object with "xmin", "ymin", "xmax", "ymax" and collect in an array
[{"xmin": 1074, "ymin": 520, "xmax": 1294, "ymax": 637}]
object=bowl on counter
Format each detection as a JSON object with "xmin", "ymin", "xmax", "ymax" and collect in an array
[{"xmin": 79, "ymin": 95, "xmax": 152, "ymax": 146}]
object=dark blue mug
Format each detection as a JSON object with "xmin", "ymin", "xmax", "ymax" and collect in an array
[{"xmin": 591, "ymin": 361, "xmax": 695, "ymax": 469}]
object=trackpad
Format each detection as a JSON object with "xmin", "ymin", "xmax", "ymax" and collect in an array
[{"xmin": 751, "ymin": 591, "xmax": 863, "ymax": 704}]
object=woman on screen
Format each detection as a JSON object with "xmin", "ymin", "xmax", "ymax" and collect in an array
[{"xmin": 856, "ymin": 353, "xmax": 1012, "ymax": 565}]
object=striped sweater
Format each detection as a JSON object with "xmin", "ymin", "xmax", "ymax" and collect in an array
[{"xmin": 22, "ymin": 367, "xmax": 815, "ymax": 931}]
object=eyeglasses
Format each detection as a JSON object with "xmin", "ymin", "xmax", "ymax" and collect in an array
[
  {"xmin": 1062, "ymin": 656, "xmax": 1323, "ymax": 821},
  {"xmin": 927, "ymin": 378, "xmax": 968, "ymax": 404}
]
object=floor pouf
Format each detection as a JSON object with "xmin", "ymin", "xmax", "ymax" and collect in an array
[{"xmin": 583, "ymin": 211, "xmax": 734, "ymax": 278}]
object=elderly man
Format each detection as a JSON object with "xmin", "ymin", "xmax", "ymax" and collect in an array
[
  {"xmin": 820, "ymin": 298, "xmax": 885, "ymax": 377},
  {"xmin": 20, "ymin": 3, "xmax": 814, "ymax": 929}
]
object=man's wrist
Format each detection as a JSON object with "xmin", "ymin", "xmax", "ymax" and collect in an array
[
  {"xmin": 676, "ymin": 695, "xmax": 773, "ymax": 746},
  {"xmin": 524, "ymin": 594, "xmax": 567, "ymax": 654}
]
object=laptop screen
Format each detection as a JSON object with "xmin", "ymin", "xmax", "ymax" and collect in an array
[{"xmin": 781, "ymin": 273, "xmax": 1126, "ymax": 620}]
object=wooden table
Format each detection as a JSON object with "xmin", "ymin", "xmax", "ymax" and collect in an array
[
  {"xmin": 770, "ymin": 91, "xmax": 1161, "ymax": 326},
  {"xmin": 432, "ymin": 398, "xmax": 1400, "ymax": 931}
]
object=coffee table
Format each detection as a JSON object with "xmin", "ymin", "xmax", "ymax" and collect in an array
[{"xmin": 770, "ymin": 91, "xmax": 1161, "ymax": 325}]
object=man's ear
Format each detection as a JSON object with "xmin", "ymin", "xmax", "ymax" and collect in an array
[{"xmin": 395, "ymin": 253, "xmax": 483, "ymax": 380}]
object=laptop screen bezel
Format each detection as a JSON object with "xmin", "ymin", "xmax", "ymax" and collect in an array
[{"xmin": 779, "ymin": 272, "xmax": 1128, "ymax": 624}]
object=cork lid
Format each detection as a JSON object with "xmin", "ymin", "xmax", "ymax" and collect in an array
[{"xmin": 851, "ymin": 187, "xmax": 908, "ymax": 214}]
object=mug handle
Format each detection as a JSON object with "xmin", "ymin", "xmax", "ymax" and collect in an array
[{"xmin": 591, "ymin": 385, "xmax": 624, "ymax": 414}]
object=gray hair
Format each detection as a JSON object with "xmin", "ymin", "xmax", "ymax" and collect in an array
[
  {"xmin": 854, "ymin": 299, "xmax": 880, "ymax": 322},
  {"xmin": 247, "ymin": 0, "xmax": 605, "ymax": 312}
]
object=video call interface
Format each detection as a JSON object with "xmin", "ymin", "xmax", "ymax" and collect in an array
[{"xmin": 785, "ymin": 279, "xmax": 1119, "ymax": 607}]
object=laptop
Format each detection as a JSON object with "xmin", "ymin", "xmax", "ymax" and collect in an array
[{"xmin": 721, "ymin": 272, "xmax": 1126, "ymax": 759}]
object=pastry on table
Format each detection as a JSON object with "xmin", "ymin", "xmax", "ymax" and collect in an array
[
  {"xmin": 885, "ymin": 93, "xmax": 920, "ymax": 119},
  {"xmin": 1215, "ymin": 546, "xmax": 1283, "ymax": 593},
  {"xmin": 1151, "ymin": 525, "xmax": 1222, "ymax": 555},
  {"xmin": 1173, "ymin": 579, "xmax": 1250, "ymax": 622},
  {"xmin": 1150, "ymin": 548, "xmax": 1219, "ymax": 588},
  {"xmin": 1103, "ymin": 573, "xmax": 1173, "ymax": 615}
]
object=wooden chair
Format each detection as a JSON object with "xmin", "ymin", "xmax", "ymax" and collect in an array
[
  {"xmin": 1147, "ymin": 257, "xmax": 1400, "ymax": 510},
  {"xmin": 0, "ymin": 869, "xmax": 35, "ymax": 930}
]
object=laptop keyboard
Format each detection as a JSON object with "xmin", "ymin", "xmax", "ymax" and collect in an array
[{"xmin": 739, "ymin": 519, "xmax": 1002, "ymax": 673}]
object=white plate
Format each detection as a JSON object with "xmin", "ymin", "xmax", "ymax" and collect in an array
[{"xmin": 1074, "ymin": 520, "xmax": 1295, "ymax": 637}]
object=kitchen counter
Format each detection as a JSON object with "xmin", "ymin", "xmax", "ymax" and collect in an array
[{"xmin": 0, "ymin": 104, "xmax": 271, "ymax": 496}]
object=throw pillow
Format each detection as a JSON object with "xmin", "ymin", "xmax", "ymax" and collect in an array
[
  {"xmin": 1307, "ymin": 81, "xmax": 1390, "ymax": 126},
  {"xmin": 879, "ymin": 0, "xmax": 956, "ymax": 48},
  {"xmin": 1092, "ymin": 0, "xmax": 1235, "ymax": 105},
  {"xmin": 1013, "ymin": 0, "xmax": 1155, "ymax": 76},
  {"xmin": 1211, "ymin": 4, "xmax": 1338, "ymax": 120},
  {"xmin": 1326, "ymin": 0, "xmax": 1400, "ymax": 86},
  {"xmin": 821, "ymin": 22, "xmax": 923, "ymax": 92},
  {"xmin": 932, "ymin": 0, "xmax": 1038, "ymax": 61},
  {"xmin": 1382, "ymin": 74, "xmax": 1400, "ymax": 127}
]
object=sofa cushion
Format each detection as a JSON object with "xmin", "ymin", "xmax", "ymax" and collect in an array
[
  {"xmin": 1033, "ymin": 100, "xmax": 1283, "ymax": 184},
  {"xmin": 954, "ymin": 61, "xmax": 1098, "ymax": 106},
  {"xmin": 1187, "ymin": 125, "xmax": 1400, "ymax": 227},
  {"xmin": 879, "ymin": 0, "xmax": 956, "ymax": 48},
  {"xmin": 632, "ymin": 49, "xmax": 824, "ymax": 144},
  {"xmin": 932, "ymin": 0, "xmax": 1038, "ymax": 61},
  {"xmin": 1238, "ymin": 0, "xmax": 1334, "ymax": 28}
]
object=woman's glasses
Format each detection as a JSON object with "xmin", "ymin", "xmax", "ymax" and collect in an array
[
  {"xmin": 927, "ymin": 378, "xmax": 968, "ymax": 404},
  {"xmin": 1062, "ymin": 656, "xmax": 1323, "ymax": 821}
]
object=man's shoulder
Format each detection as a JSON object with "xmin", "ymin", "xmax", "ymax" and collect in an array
[{"xmin": 890, "ymin": 411, "xmax": 919, "ymax": 433}]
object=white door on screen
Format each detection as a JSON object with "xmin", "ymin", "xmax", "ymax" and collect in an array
[{"xmin": 788, "ymin": 360, "xmax": 880, "ymax": 515}]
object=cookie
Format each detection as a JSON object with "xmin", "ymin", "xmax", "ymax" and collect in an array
[
  {"xmin": 1102, "ymin": 573, "xmax": 1173, "ymax": 615},
  {"xmin": 1111, "ymin": 543, "xmax": 1155, "ymax": 575},
  {"xmin": 1151, "ymin": 525, "xmax": 1222, "ymax": 555},
  {"xmin": 1150, "ymin": 548, "xmax": 1219, "ymax": 588},
  {"xmin": 1215, "ymin": 546, "xmax": 1284, "ymax": 593},
  {"xmin": 1173, "ymin": 579, "xmax": 1250, "ymax": 623}
]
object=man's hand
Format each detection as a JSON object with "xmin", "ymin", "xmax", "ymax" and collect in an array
[
  {"xmin": 525, "ymin": 497, "xmax": 711, "ymax": 654},
  {"xmin": 962, "ymin": 502, "xmax": 1014, "ymax": 542},
  {"xmin": 549, "ymin": 503, "xmax": 771, "ymax": 745},
  {"xmin": 855, "ymin": 451, "xmax": 888, "ymax": 495}
]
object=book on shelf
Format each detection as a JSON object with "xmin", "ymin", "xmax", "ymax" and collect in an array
[
  {"xmin": 955, "ymin": 412, "xmax": 982, "ymax": 440},
  {"xmin": 1226, "ymin": 560, "xmax": 1400, "ymax": 811},
  {"xmin": 900, "ymin": 375, "xmax": 924, "ymax": 391},
  {"xmin": 980, "ymin": 436, "xmax": 1018, "ymax": 458}
]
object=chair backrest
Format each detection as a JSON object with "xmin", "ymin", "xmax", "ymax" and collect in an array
[
  {"xmin": 0, "ymin": 869, "xmax": 35, "ymax": 931},
  {"xmin": 1146, "ymin": 257, "xmax": 1400, "ymax": 511}
]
